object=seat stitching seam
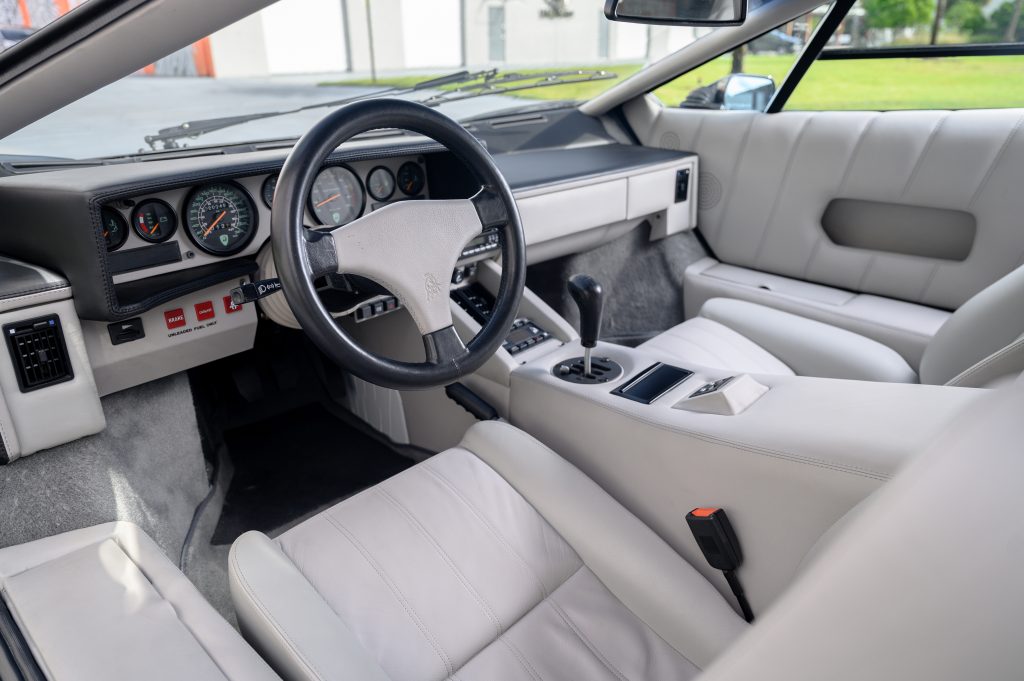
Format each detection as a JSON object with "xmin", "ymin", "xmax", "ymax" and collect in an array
[
  {"xmin": 836, "ymin": 113, "xmax": 879, "ymax": 196},
  {"xmin": 499, "ymin": 639, "xmax": 546, "ymax": 681},
  {"xmin": 448, "ymin": 567, "xmax": 594, "ymax": 681},
  {"xmin": 753, "ymin": 115, "xmax": 813, "ymax": 269},
  {"xmin": 376, "ymin": 485, "xmax": 505, "ymax": 636},
  {"xmin": 685, "ymin": 321, "xmax": 791, "ymax": 372},
  {"xmin": 967, "ymin": 113, "xmax": 1024, "ymax": 209},
  {"xmin": 713, "ymin": 115, "xmax": 757, "ymax": 249},
  {"xmin": 898, "ymin": 112, "xmax": 948, "ymax": 200},
  {"xmin": 546, "ymin": 598, "xmax": 630, "ymax": 681},
  {"xmin": 421, "ymin": 462, "xmax": 554, "ymax": 599},
  {"xmin": 321, "ymin": 511, "xmax": 455, "ymax": 677},
  {"xmin": 946, "ymin": 336, "xmax": 1024, "ymax": 386},
  {"xmin": 229, "ymin": 547, "xmax": 330, "ymax": 681}
]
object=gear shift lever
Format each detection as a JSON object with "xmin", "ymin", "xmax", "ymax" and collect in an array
[{"xmin": 568, "ymin": 274, "xmax": 604, "ymax": 376}]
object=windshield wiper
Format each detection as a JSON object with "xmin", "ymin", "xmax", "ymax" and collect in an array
[
  {"xmin": 416, "ymin": 69, "xmax": 617, "ymax": 107},
  {"xmin": 142, "ymin": 69, "xmax": 496, "ymax": 150}
]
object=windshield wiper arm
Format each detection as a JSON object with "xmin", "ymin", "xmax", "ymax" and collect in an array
[
  {"xmin": 416, "ymin": 69, "xmax": 618, "ymax": 107},
  {"xmin": 142, "ymin": 69, "xmax": 497, "ymax": 151}
]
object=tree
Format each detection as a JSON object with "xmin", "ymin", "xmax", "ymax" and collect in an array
[
  {"xmin": 1006, "ymin": 0, "xmax": 1024, "ymax": 41},
  {"xmin": 731, "ymin": 45, "xmax": 745, "ymax": 74},
  {"xmin": 945, "ymin": 0, "xmax": 987, "ymax": 36},
  {"xmin": 862, "ymin": 0, "xmax": 933, "ymax": 29},
  {"xmin": 929, "ymin": 0, "xmax": 946, "ymax": 44}
]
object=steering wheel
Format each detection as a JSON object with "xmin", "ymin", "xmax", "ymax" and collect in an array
[{"xmin": 271, "ymin": 99, "xmax": 526, "ymax": 390}]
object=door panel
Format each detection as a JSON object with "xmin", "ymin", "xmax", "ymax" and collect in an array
[{"xmin": 627, "ymin": 102, "xmax": 1024, "ymax": 311}]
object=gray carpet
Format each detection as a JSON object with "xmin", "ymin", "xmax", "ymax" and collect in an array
[
  {"xmin": 526, "ymin": 223, "xmax": 708, "ymax": 346},
  {"xmin": 0, "ymin": 373, "xmax": 209, "ymax": 576}
]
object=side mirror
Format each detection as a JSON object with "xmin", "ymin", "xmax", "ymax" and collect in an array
[
  {"xmin": 681, "ymin": 74, "xmax": 775, "ymax": 111},
  {"xmin": 604, "ymin": 0, "xmax": 747, "ymax": 26}
]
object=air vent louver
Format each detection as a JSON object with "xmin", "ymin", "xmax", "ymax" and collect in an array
[{"xmin": 4, "ymin": 316, "xmax": 73, "ymax": 393}]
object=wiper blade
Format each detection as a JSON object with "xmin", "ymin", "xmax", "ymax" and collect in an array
[
  {"xmin": 417, "ymin": 69, "xmax": 618, "ymax": 107},
  {"xmin": 142, "ymin": 69, "xmax": 496, "ymax": 151}
]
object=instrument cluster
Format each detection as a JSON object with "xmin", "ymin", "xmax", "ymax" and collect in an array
[{"xmin": 100, "ymin": 157, "xmax": 429, "ymax": 262}]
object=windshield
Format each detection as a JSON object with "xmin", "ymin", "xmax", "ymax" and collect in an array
[{"xmin": 0, "ymin": 0, "xmax": 707, "ymax": 159}]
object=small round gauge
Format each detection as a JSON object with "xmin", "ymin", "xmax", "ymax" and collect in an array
[
  {"xmin": 261, "ymin": 174, "xmax": 278, "ymax": 209},
  {"xmin": 396, "ymin": 161, "xmax": 425, "ymax": 197},
  {"xmin": 366, "ymin": 166, "xmax": 396, "ymax": 202},
  {"xmin": 100, "ymin": 207, "xmax": 128, "ymax": 252},
  {"xmin": 309, "ymin": 165, "xmax": 364, "ymax": 227},
  {"xmin": 131, "ymin": 199, "xmax": 177, "ymax": 243},
  {"xmin": 184, "ymin": 182, "xmax": 258, "ymax": 256}
]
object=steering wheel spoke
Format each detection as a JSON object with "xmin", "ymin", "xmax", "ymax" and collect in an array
[{"xmin": 423, "ymin": 326, "xmax": 468, "ymax": 366}]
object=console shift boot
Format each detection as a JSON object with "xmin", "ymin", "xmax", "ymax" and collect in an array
[{"xmin": 553, "ymin": 356, "xmax": 623, "ymax": 384}]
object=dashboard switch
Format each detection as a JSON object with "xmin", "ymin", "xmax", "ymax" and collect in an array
[
  {"xmin": 195, "ymin": 301, "xmax": 215, "ymax": 321},
  {"xmin": 224, "ymin": 296, "xmax": 242, "ymax": 314},
  {"xmin": 164, "ymin": 309, "xmax": 186, "ymax": 330}
]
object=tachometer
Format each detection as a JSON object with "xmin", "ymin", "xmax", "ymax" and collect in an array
[
  {"xmin": 132, "ymin": 199, "xmax": 177, "ymax": 243},
  {"xmin": 396, "ymin": 161, "xmax": 425, "ymax": 197},
  {"xmin": 183, "ymin": 182, "xmax": 257, "ymax": 256},
  {"xmin": 100, "ymin": 207, "xmax": 128, "ymax": 251},
  {"xmin": 309, "ymin": 165, "xmax": 364, "ymax": 227},
  {"xmin": 367, "ymin": 166, "xmax": 396, "ymax": 202}
]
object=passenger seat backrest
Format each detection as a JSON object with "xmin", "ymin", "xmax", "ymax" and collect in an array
[
  {"xmin": 920, "ymin": 264, "xmax": 1024, "ymax": 387},
  {"xmin": 634, "ymin": 106, "xmax": 1024, "ymax": 310}
]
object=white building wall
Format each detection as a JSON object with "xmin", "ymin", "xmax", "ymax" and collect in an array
[
  {"xmin": 261, "ymin": 0, "xmax": 347, "ymax": 74},
  {"xmin": 401, "ymin": 0, "xmax": 462, "ymax": 68},
  {"xmin": 208, "ymin": 0, "xmax": 700, "ymax": 78}
]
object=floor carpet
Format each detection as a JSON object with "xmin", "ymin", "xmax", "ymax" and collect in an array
[{"xmin": 210, "ymin": 403, "xmax": 414, "ymax": 545}]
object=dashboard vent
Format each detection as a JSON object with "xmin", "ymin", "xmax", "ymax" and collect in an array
[{"xmin": 4, "ymin": 315, "xmax": 74, "ymax": 393}]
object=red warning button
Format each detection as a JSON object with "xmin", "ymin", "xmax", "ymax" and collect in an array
[
  {"xmin": 195, "ymin": 301, "xmax": 215, "ymax": 321},
  {"xmin": 164, "ymin": 308, "xmax": 186, "ymax": 330},
  {"xmin": 223, "ymin": 296, "xmax": 242, "ymax": 314}
]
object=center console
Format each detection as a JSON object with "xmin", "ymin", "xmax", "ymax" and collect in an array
[{"xmin": 452, "ymin": 267, "xmax": 987, "ymax": 619}]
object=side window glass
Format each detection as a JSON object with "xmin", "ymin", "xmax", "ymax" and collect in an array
[
  {"xmin": 785, "ymin": 0, "xmax": 1024, "ymax": 110},
  {"xmin": 652, "ymin": 7, "xmax": 829, "ymax": 111}
]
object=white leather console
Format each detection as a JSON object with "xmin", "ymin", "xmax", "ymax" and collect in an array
[
  {"xmin": 507, "ymin": 341, "xmax": 984, "ymax": 613},
  {"xmin": 0, "ymin": 522, "xmax": 279, "ymax": 681}
]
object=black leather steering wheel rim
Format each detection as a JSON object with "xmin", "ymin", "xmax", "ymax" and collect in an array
[{"xmin": 271, "ymin": 98, "xmax": 526, "ymax": 390}]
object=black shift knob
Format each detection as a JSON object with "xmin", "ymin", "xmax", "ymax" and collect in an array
[{"xmin": 568, "ymin": 274, "xmax": 604, "ymax": 349}]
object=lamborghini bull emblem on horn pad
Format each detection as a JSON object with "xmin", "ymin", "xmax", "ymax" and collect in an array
[{"xmin": 424, "ymin": 273, "xmax": 443, "ymax": 301}]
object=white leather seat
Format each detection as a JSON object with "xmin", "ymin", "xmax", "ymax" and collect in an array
[
  {"xmin": 0, "ymin": 522, "xmax": 279, "ymax": 681},
  {"xmin": 231, "ymin": 378, "xmax": 1024, "ymax": 681},
  {"xmin": 229, "ymin": 420, "xmax": 747, "ymax": 681},
  {"xmin": 642, "ymin": 263, "xmax": 1024, "ymax": 387}
]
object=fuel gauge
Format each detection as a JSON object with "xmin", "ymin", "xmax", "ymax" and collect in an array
[
  {"xmin": 100, "ymin": 207, "xmax": 128, "ymax": 251},
  {"xmin": 131, "ymin": 199, "xmax": 177, "ymax": 243}
]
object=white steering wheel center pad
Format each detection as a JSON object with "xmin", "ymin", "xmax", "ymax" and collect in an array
[{"xmin": 328, "ymin": 198, "xmax": 483, "ymax": 335}]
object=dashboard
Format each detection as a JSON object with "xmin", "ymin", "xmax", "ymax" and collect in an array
[{"xmin": 103, "ymin": 154, "xmax": 432, "ymax": 285}]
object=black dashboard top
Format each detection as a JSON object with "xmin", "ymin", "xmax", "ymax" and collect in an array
[{"xmin": 0, "ymin": 138, "xmax": 694, "ymax": 322}]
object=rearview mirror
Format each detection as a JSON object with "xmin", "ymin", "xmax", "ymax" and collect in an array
[
  {"xmin": 681, "ymin": 74, "xmax": 775, "ymax": 111},
  {"xmin": 604, "ymin": 0, "xmax": 747, "ymax": 26}
]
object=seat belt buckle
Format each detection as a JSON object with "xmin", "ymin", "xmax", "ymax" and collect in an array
[
  {"xmin": 686, "ymin": 507, "xmax": 754, "ymax": 622},
  {"xmin": 686, "ymin": 507, "xmax": 743, "ymax": 571}
]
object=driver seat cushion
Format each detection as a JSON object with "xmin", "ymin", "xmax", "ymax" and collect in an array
[{"xmin": 229, "ymin": 421, "xmax": 746, "ymax": 681}]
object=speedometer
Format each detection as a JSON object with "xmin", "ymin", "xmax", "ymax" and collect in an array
[
  {"xmin": 309, "ymin": 165, "xmax": 364, "ymax": 227},
  {"xmin": 183, "ymin": 182, "xmax": 257, "ymax": 256}
]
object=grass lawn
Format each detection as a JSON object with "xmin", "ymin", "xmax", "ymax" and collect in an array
[{"xmin": 322, "ymin": 54, "xmax": 1024, "ymax": 112}]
